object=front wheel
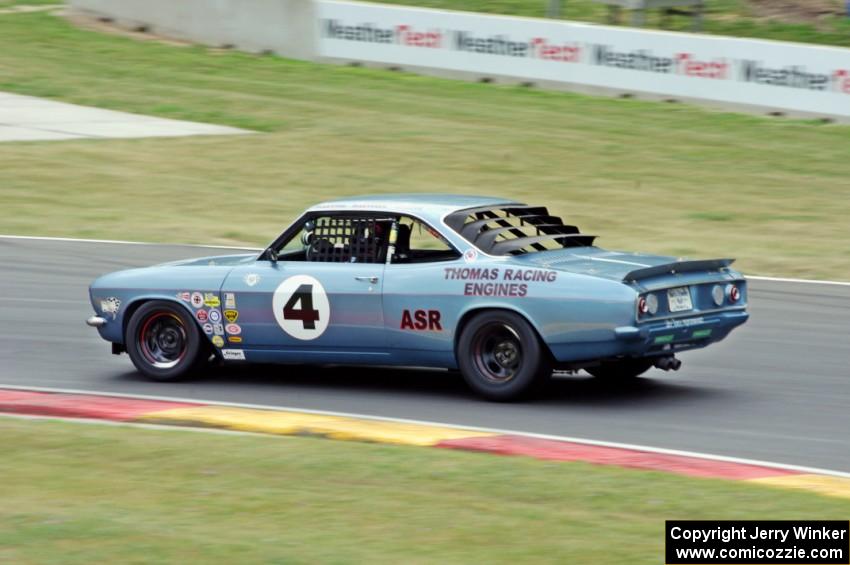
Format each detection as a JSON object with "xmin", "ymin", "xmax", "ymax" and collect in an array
[
  {"xmin": 586, "ymin": 358, "xmax": 653, "ymax": 381},
  {"xmin": 125, "ymin": 300, "xmax": 208, "ymax": 381},
  {"xmin": 456, "ymin": 311, "xmax": 551, "ymax": 401}
]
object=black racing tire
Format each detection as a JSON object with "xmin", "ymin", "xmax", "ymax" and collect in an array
[
  {"xmin": 125, "ymin": 300, "xmax": 208, "ymax": 382},
  {"xmin": 456, "ymin": 311, "xmax": 552, "ymax": 401},
  {"xmin": 586, "ymin": 358, "xmax": 653, "ymax": 381}
]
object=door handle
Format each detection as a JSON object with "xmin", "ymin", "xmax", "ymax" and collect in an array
[{"xmin": 354, "ymin": 276, "xmax": 379, "ymax": 284}]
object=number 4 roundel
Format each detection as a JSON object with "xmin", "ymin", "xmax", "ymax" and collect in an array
[{"xmin": 272, "ymin": 275, "xmax": 330, "ymax": 340}]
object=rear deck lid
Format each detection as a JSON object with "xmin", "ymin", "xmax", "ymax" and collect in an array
[{"xmin": 512, "ymin": 247, "xmax": 734, "ymax": 283}]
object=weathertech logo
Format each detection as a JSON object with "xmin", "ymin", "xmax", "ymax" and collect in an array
[
  {"xmin": 455, "ymin": 32, "xmax": 581, "ymax": 62},
  {"xmin": 593, "ymin": 47, "xmax": 729, "ymax": 79},
  {"xmin": 324, "ymin": 20, "xmax": 442, "ymax": 47}
]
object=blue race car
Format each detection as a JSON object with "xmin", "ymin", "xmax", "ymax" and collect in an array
[{"xmin": 88, "ymin": 194, "xmax": 748, "ymax": 400}]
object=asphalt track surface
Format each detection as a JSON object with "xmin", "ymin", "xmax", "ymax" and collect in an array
[{"xmin": 2, "ymin": 238, "xmax": 849, "ymax": 471}]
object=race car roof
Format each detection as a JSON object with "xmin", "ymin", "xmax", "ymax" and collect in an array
[{"xmin": 307, "ymin": 194, "xmax": 519, "ymax": 225}]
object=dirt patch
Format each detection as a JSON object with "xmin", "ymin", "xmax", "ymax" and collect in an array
[
  {"xmin": 64, "ymin": 11, "xmax": 193, "ymax": 47},
  {"xmin": 746, "ymin": 0, "xmax": 844, "ymax": 23}
]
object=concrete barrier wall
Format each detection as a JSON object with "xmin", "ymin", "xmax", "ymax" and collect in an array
[
  {"xmin": 69, "ymin": 0, "xmax": 316, "ymax": 60},
  {"xmin": 68, "ymin": 0, "xmax": 850, "ymax": 121}
]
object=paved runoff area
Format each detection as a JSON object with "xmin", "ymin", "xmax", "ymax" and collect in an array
[
  {"xmin": 0, "ymin": 91, "xmax": 250, "ymax": 142},
  {"xmin": 2, "ymin": 388, "xmax": 849, "ymax": 501}
]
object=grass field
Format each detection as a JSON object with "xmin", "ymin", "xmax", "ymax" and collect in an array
[
  {"xmin": 0, "ymin": 11, "xmax": 849, "ymax": 279},
  {"xmin": 2, "ymin": 417, "xmax": 848, "ymax": 564},
  {"xmin": 376, "ymin": 0, "xmax": 850, "ymax": 47}
]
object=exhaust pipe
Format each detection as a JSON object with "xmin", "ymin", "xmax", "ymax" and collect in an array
[{"xmin": 654, "ymin": 356, "xmax": 681, "ymax": 371}]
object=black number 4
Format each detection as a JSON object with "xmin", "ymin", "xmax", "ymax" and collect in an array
[{"xmin": 283, "ymin": 284, "xmax": 320, "ymax": 330}]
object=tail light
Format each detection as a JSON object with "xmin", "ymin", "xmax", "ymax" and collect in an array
[
  {"xmin": 711, "ymin": 285, "xmax": 724, "ymax": 306},
  {"xmin": 645, "ymin": 293, "xmax": 659, "ymax": 314},
  {"xmin": 637, "ymin": 296, "xmax": 648, "ymax": 315},
  {"xmin": 726, "ymin": 284, "xmax": 740, "ymax": 303}
]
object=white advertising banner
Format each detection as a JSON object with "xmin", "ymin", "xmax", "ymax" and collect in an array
[{"xmin": 317, "ymin": 0, "xmax": 850, "ymax": 117}]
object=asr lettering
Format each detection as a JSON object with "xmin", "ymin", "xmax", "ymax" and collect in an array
[{"xmin": 400, "ymin": 309, "xmax": 442, "ymax": 331}]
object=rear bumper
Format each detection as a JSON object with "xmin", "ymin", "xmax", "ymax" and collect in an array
[
  {"xmin": 619, "ymin": 309, "xmax": 749, "ymax": 355},
  {"xmin": 548, "ymin": 309, "xmax": 748, "ymax": 363}
]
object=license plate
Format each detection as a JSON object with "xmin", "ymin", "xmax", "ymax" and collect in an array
[{"xmin": 667, "ymin": 287, "xmax": 693, "ymax": 313}]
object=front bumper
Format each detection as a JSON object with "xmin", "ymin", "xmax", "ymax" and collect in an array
[{"xmin": 86, "ymin": 316, "xmax": 107, "ymax": 328}]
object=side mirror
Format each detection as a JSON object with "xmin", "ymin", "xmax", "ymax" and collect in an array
[{"xmin": 265, "ymin": 247, "xmax": 278, "ymax": 263}]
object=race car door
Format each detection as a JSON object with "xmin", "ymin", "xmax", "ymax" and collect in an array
[
  {"xmin": 218, "ymin": 214, "xmax": 387, "ymax": 361},
  {"xmin": 381, "ymin": 216, "xmax": 462, "ymax": 362}
]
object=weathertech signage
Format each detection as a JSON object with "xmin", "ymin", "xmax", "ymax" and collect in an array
[{"xmin": 318, "ymin": 1, "xmax": 850, "ymax": 118}]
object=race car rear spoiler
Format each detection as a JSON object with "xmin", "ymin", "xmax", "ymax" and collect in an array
[{"xmin": 623, "ymin": 258, "xmax": 735, "ymax": 282}]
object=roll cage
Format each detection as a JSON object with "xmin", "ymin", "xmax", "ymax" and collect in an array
[{"xmin": 260, "ymin": 210, "xmax": 461, "ymax": 264}]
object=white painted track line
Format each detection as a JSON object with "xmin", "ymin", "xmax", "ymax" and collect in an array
[
  {"xmin": 2, "ymin": 234, "xmax": 847, "ymax": 286},
  {"xmin": 746, "ymin": 275, "xmax": 850, "ymax": 287},
  {"xmin": 0, "ymin": 234, "xmax": 261, "ymax": 252},
  {"xmin": 3, "ymin": 383, "xmax": 849, "ymax": 479}
]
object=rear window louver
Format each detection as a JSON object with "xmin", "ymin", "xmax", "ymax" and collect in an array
[{"xmin": 445, "ymin": 205, "xmax": 596, "ymax": 256}]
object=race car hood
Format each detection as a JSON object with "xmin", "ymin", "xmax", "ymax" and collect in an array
[
  {"xmin": 154, "ymin": 253, "xmax": 259, "ymax": 267},
  {"xmin": 510, "ymin": 247, "xmax": 734, "ymax": 282},
  {"xmin": 90, "ymin": 253, "xmax": 257, "ymax": 292}
]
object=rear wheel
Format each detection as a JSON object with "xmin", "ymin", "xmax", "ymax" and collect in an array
[
  {"xmin": 125, "ymin": 300, "xmax": 208, "ymax": 381},
  {"xmin": 586, "ymin": 358, "xmax": 653, "ymax": 381},
  {"xmin": 457, "ymin": 311, "xmax": 551, "ymax": 401}
]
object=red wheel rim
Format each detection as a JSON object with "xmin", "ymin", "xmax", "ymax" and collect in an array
[{"xmin": 139, "ymin": 312, "xmax": 187, "ymax": 369}]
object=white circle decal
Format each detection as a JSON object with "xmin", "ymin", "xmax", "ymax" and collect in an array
[
  {"xmin": 190, "ymin": 292, "xmax": 204, "ymax": 309},
  {"xmin": 272, "ymin": 275, "xmax": 330, "ymax": 340}
]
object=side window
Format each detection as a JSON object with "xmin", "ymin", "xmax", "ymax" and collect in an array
[
  {"xmin": 392, "ymin": 216, "xmax": 460, "ymax": 264},
  {"xmin": 278, "ymin": 215, "xmax": 392, "ymax": 264}
]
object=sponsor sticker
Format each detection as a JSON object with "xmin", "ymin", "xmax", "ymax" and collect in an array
[
  {"xmin": 196, "ymin": 309, "xmax": 208, "ymax": 323},
  {"xmin": 244, "ymin": 273, "xmax": 261, "ymax": 287},
  {"xmin": 178, "ymin": 291, "xmax": 191, "ymax": 302},
  {"xmin": 224, "ymin": 310, "xmax": 239, "ymax": 323},
  {"xmin": 190, "ymin": 292, "xmax": 204, "ymax": 309},
  {"xmin": 225, "ymin": 323, "xmax": 241, "ymax": 335},
  {"xmin": 224, "ymin": 292, "xmax": 236, "ymax": 309},
  {"xmin": 272, "ymin": 274, "xmax": 330, "ymax": 340},
  {"xmin": 463, "ymin": 248, "xmax": 478, "ymax": 263},
  {"xmin": 228, "ymin": 336, "xmax": 242, "ymax": 343},
  {"xmin": 208, "ymin": 309, "xmax": 222, "ymax": 323},
  {"xmin": 213, "ymin": 323, "xmax": 224, "ymax": 335},
  {"xmin": 222, "ymin": 349, "xmax": 245, "ymax": 361},
  {"xmin": 204, "ymin": 293, "xmax": 221, "ymax": 308},
  {"xmin": 202, "ymin": 323, "xmax": 213, "ymax": 335},
  {"xmin": 100, "ymin": 297, "xmax": 121, "ymax": 319},
  {"xmin": 211, "ymin": 335, "xmax": 224, "ymax": 347}
]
